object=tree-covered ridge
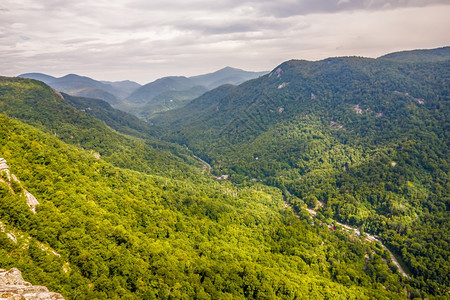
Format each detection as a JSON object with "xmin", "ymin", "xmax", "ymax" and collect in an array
[
  {"xmin": 0, "ymin": 48, "xmax": 448, "ymax": 299},
  {"xmin": 152, "ymin": 57, "xmax": 450, "ymax": 296},
  {"xmin": 62, "ymin": 92, "xmax": 161, "ymax": 139},
  {"xmin": 0, "ymin": 76, "xmax": 201, "ymax": 179},
  {"xmin": 378, "ymin": 46, "xmax": 450, "ymax": 63},
  {"xmin": 0, "ymin": 114, "xmax": 412, "ymax": 299},
  {"xmin": 19, "ymin": 72, "xmax": 138, "ymax": 105}
]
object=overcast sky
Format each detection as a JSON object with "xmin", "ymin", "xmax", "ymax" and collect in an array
[{"xmin": 1, "ymin": 0, "xmax": 449, "ymax": 84}]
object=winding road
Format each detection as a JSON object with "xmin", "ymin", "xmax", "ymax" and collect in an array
[
  {"xmin": 285, "ymin": 193, "xmax": 409, "ymax": 278},
  {"xmin": 188, "ymin": 149, "xmax": 410, "ymax": 278},
  {"xmin": 186, "ymin": 147, "xmax": 211, "ymax": 173}
]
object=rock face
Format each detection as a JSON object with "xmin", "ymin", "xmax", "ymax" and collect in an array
[
  {"xmin": 0, "ymin": 158, "xmax": 39, "ymax": 214},
  {"xmin": 0, "ymin": 268, "xmax": 64, "ymax": 299}
]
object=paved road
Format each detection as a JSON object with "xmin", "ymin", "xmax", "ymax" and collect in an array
[
  {"xmin": 284, "ymin": 192, "xmax": 409, "ymax": 278},
  {"xmin": 186, "ymin": 147, "xmax": 211, "ymax": 173}
]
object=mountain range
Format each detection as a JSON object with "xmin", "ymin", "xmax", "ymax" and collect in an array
[
  {"xmin": 20, "ymin": 67, "xmax": 267, "ymax": 119},
  {"xmin": 1, "ymin": 46, "xmax": 449, "ymax": 299},
  {"xmin": 152, "ymin": 47, "xmax": 450, "ymax": 296},
  {"xmin": 18, "ymin": 73, "xmax": 135, "ymax": 106}
]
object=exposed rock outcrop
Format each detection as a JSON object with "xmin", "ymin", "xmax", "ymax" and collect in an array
[
  {"xmin": 0, "ymin": 158, "xmax": 10, "ymax": 181},
  {"xmin": 0, "ymin": 268, "xmax": 64, "ymax": 299},
  {"xmin": 0, "ymin": 158, "xmax": 39, "ymax": 213}
]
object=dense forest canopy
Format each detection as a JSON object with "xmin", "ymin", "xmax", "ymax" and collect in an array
[
  {"xmin": 0, "ymin": 47, "xmax": 449, "ymax": 299},
  {"xmin": 152, "ymin": 53, "xmax": 450, "ymax": 297}
]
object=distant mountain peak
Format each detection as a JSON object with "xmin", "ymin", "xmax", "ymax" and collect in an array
[
  {"xmin": 19, "ymin": 72, "xmax": 140, "ymax": 104},
  {"xmin": 218, "ymin": 66, "xmax": 242, "ymax": 71}
]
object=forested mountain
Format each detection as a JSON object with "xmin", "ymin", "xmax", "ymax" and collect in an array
[
  {"xmin": 100, "ymin": 80, "xmax": 142, "ymax": 99},
  {"xmin": 19, "ymin": 68, "xmax": 267, "ymax": 118},
  {"xmin": 0, "ymin": 76, "xmax": 416, "ymax": 299},
  {"xmin": 121, "ymin": 67, "xmax": 268, "ymax": 118},
  {"xmin": 1, "ymin": 47, "xmax": 449, "ymax": 299},
  {"xmin": 153, "ymin": 54, "xmax": 450, "ymax": 296},
  {"xmin": 0, "ymin": 77, "xmax": 198, "ymax": 178},
  {"xmin": 379, "ymin": 46, "xmax": 450, "ymax": 62},
  {"xmin": 62, "ymin": 93, "xmax": 160, "ymax": 139},
  {"xmin": 190, "ymin": 67, "xmax": 268, "ymax": 89},
  {"xmin": 19, "ymin": 73, "xmax": 141, "ymax": 105},
  {"xmin": 126, "ymin": 76, "xmax": 202, "ymax": 105}
]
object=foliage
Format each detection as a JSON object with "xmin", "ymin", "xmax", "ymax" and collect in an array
[
  {"xmin": 62, "ymin": 92, "xmax": 161, "ymax": 138},
  {"xmin": 0, "ymin": 114, "xmax": 411, "ymax": 299},
  {"xmin": 153, "ymin": 57, "xmax": 450, "ymax": 296},
  {"xmin": 1, "ymin": 52, "xmax": 448, "ymax": 298},
  {"xmin": 0, "ymin": 76, "xmax": 201, "ymax": 179}
]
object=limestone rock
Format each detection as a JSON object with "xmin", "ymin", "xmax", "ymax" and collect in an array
[
  {"xmin": 0, "ymin": 158, "xmax": 8, "ymax": 170},
  {"xmin": 24, "ymin": 190, "xmax": 39, "ymax": 214},
  {"xmin": 0, "ymin": 268, "xmax": 64, "ymax": 300},
  {"xmin": 0, "ymin": 158, "xmax": 39, "ymax": 214}
]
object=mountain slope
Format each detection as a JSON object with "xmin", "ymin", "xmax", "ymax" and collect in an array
[
  {"xmin": 379, "ymin": 46, "xmax": 450, "ymax": 62},
  {"xmin": 0, "ymin": 113, "xmax": 412, "ymax": 299},
  {"xmin": 0, "ymin": 76, "xmax": 198, "ymax": 177},
  {"xmin": 17, "ymin": 72, "xmax": 57, "ymax": 83},
  {"xmin": 126, "ymin": 76, "xmax": 199, "ymax": 104},
  {"xmin": 62, "ymin": 93, "xmax": 160, "ymax": 138},
  {"xmin": 135, "ymin": 86, "xmax": 209, "ymax": 119},
  {"xmin": 153, "ymin": 55, "xmax": 450, "ymax": 296},
  {"xmin": 100, "ymin": 80, "xmax": 142, "ymax": 99},
  {"xmin": 122, "ymin": 67, "xmax": 268, "ymax": 117},
  {"xmin": 19, "ymin": 73, "xmax": 141, "ymax": 105},
  {"xmin": 190, "ymin": 66, "xmax": 268, "ymax": 89}
]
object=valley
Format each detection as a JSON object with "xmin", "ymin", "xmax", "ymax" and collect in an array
[{"xmin": 0, "ymin": 46, "xmax": 449, "ymax": 299}]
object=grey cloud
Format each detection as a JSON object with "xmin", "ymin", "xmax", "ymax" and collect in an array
[
  {"xmin": 0, "ymin": 0, "xmax": 448, "ymax": 83},
  {"xmin": 121, "ymin": 0, "xmax": 449, "ymax": 17},
  {"xmin": 61, "ymin": 37, "xmax": 99, "ymax": 44},
  {"xmin": 177, "ymin": 18, "xmax": 290, "ymax": 35},
  {"xmin": 127, "ymin": 0, "xmax": 245, "ymax": 11},
  {"xmin": 247, "ymin": 0, "xmax": 449, "ymax": 17}
]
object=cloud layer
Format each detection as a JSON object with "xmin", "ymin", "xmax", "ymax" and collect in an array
[{"xmin": 1, "ymin": 0, "xmax": 449, "ymax": 83}]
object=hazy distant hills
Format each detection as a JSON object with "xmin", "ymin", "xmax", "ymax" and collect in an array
[
  {"xmin": 190, "ymin": 66, "xmax": 268, "ymax": 89},
  {"xmin": 62, "ymin": 93, "xmax": 160, "ymax": 139},
  {"xmin": 19, "ymin": 67, "xmax": 267, "ymax": 118},
  {"xmin": 122, "ymin": 67, "xmax": 268, "ymax": 118},
  {"xmin": 126, "ymin": 76, "xmax": 202, "ymax": 104},
  {"xmin": 19, "ymin": 73, "xmax": 138, "ymax": 106},
  {"xmin": 100, "ymin": 80, "xmax": 142, "ymax": 99},
  {"xmin": 378, "ymin": 46, "xmax": 450, "ymax": 62},
  {"xmin": 17, "ymin": 72, "xmax": 57, "ymax": 83},
  {"xmin": 127, "ymin": 67, "xmax": 267, "ymax": 104}
]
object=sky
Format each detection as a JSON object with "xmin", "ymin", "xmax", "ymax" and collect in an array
[{"xmin": 1, "ymin": 0, "xmax": 449, "ymax": 84}]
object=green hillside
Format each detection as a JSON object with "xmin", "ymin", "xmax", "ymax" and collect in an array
[
  {"xmin": 124, "ymin": 86, "xmax": 208, "ymax": 120},
  {"xmin": 62, "ymin": 92, "xmax": 161, "ymax": 139},
  {"xmin": 19, "ymin": 73, "xmax": 132, "ymax": 106},
  {"xmin": 0, "ymin": 76, "xmax": 199, "ymax": 178},
  {"xmin": 121, "ymin": 67, "xmax": 268, "ymax": 118},
  {"xmin": 1, "ymin": 48, "xmax": 448, "ymax": 299},
  {"xmin": 379, "ymin": 46, "xmax": 450, "ymax": 62},
  {"xmin": 1, "ymin": 103, "xmax": 410, "ymax": 298},
  {"xmin": 153, "ymin": 56, "xmax": 450, "ymax": 296}
]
